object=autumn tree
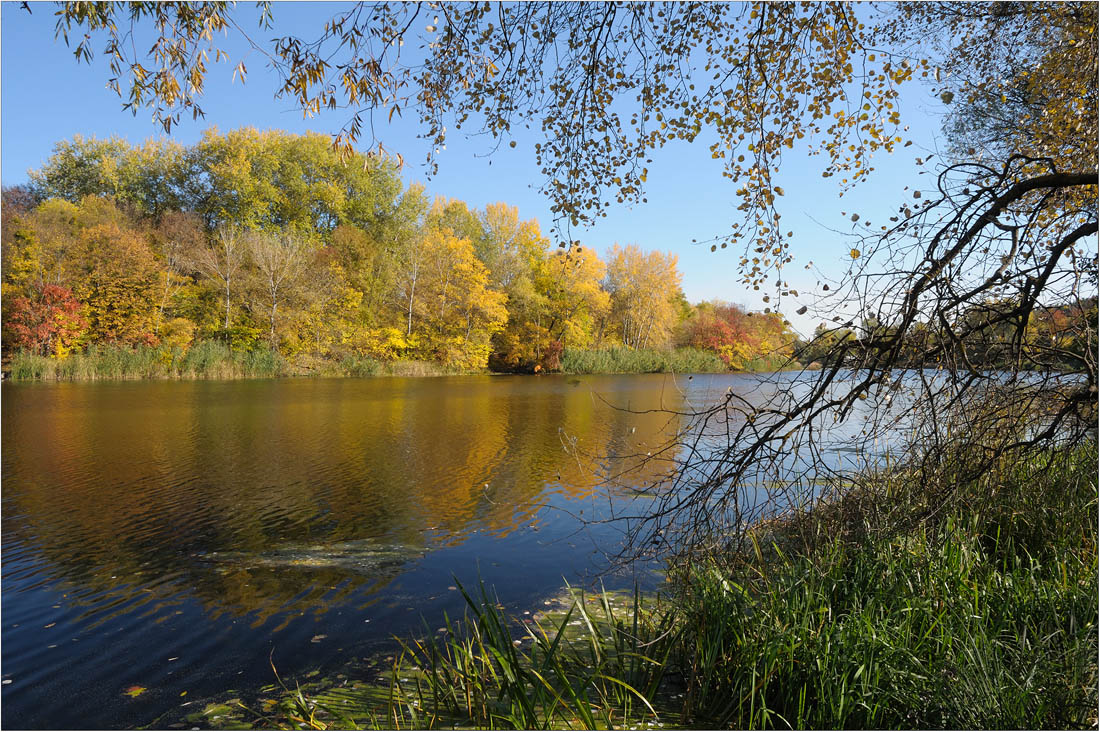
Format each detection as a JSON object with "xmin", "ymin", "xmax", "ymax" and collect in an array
[
  {"xmin": 416, "ymin": 229, "xmax": 508, "ymax": 367},
  {"xmin": 537, "ymin": 245, "xmax": 610, "ymax": 350},
  {"xmin": 150, "ymin": 210, "xmax": 203, "ymax": 336},
  {"xmin": 604, "ymin": 244, "xmax": 683, "ymax": 350},
  {"xmin": 70, "ymin": 221, "xmax": 160, "ymax": 346},
  {"xmin": 482, "ymin": 203, "xmax": 555, "ymax": 371},
  {"xmin": 247, "ymin": 230, "xmax": 318, "ymax": 345},
  {"xmin": 392, "ymin": 229, "xmax": 429, "ymax": 342},
  {"xmin": 188, "ymin": 225, "xmax": 247, "ymax": 331},
  {"xmin": 4, "ymin": 283, "xmax": 87, "ymax": 357}
]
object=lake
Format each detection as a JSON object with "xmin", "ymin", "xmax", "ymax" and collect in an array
[
  {"xmin": 4, "ymin": 373, "xmax": 794, "ymax": 728},
  {"xmin": 2, "ymin": 371, "xmax": 895, "ymax": 728}
]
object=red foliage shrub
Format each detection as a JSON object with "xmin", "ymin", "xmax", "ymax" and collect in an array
[{"xmin": 6, "ymin": 284, "xmax": 87, "ymax": 356}]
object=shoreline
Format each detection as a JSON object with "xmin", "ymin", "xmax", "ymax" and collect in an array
[{"xmin": 3, "ymin": 348, "xmax": 805, "ymax": 383}]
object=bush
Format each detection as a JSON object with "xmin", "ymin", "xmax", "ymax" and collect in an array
[{"xmin": 339, "ymin": 354, "xmax": 383, "ymax": 377}]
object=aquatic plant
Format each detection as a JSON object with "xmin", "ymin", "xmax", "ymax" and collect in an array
[{"xmin": 560, "ymin": 347, "xmax": 729, "ymax": 374}]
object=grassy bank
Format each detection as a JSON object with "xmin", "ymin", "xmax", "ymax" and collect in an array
[
  {"xmin": 672, "ymin": 443, "xmax": 1097, "ymax": 729},
  {"xmin": 7, "ymin": 342, "xmax": 287, "ymax": 380},
  {"xmin": 190, "ymin": 442, "xmax": 1096, "ymax": 730},
  {"xmin": 560, "ymin": 347, "xmax": 729, "ymax": 374},
  {"xmin": 4, "ymin": 344, "xmax": 467, "ymax": 381},
  {"xmin": 6, "ymin": 343, "xmax": 792, "ymax": 381}
]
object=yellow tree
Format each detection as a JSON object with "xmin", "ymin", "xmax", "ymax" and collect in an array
[
  {"xmin": 604, "ymin": 244, "xmax": 683, "ymax": 349},
  {"xmin": 537, "ymin": 246, "xmax": 610, "ymax": 350},
  {"xmin": 482, "ymin": 203, "xmax": 554, "ymax": 371},
  {"xmin": 416, "ymin": 230, "xmax": 508, "ymax": 368},
  {"xmin": 71, "ymin": 222, "xmax": 160, "ymax": 346}
]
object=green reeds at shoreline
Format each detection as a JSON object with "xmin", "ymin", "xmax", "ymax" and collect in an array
[
  {"xmin": 6, "ymin": 343, "xmax": 789, "ymax": 381},
  {"xmin": 189, "ymin": 442, "xmax": 1096, "ymax": 730},
  {"xmin": 4, "ymin": 344, "xmax": 468, "ymax": 381},
  {"xmin": 6, "ymin": 342, "xmax": 287, "ymax": 381},
  {"xmin": 560, "ymin": 347, "xmax": 732, "ymax": 374}
]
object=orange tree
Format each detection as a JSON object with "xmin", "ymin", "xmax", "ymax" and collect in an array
[{"xmin": 4, "ymin": 283, "xmax": 87, "ymax": 356}]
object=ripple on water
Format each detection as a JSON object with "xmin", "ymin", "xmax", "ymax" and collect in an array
[{"xmin": 1, "ymin": 374, "xmax": 735, "ymax": 727}]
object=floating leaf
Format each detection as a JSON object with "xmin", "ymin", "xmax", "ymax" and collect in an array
[{"xmin": 124, "ymin": 685, "xmax": 147, "ymax": 698}]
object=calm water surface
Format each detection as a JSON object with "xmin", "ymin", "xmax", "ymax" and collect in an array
[{"xmin": 3, "ymin": 373, "xmax": 789, "ymax": 728}]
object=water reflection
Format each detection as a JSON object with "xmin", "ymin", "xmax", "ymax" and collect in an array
[{"xmin": 2, "ymin": 375, "xmax": 697, "ymax": 728}]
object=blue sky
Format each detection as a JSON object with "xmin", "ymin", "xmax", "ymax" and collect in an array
[{"xmin": 1, "ymin": 2, "xmax": 950, "ymax": 335}]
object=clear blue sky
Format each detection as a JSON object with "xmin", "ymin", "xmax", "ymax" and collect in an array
[{"xmin": 1, "ymin": 2, "xmax": 950, "ymax": 335}]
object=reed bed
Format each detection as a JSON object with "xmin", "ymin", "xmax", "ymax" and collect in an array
[
  {"xmin": 6, "ymin": 344, "xmax": 475, "ymax": 381},
  {"xmin": 6, "ymin": 342, "xmax": 288, "ymax": 381},
  {"xmin": 560, "ymin": 347, "xmax": 728, "ymax": 374}
]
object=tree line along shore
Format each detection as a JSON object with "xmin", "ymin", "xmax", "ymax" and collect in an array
[{"xmin": 2, "ymin": 130, "xmax": 802, "ymax": 381}]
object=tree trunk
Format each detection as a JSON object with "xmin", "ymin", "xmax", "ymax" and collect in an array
[{"xmin": 269, "ymin": 290, "xmax": 278, "ymax": 343}]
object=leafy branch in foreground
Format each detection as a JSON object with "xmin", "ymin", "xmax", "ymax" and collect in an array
[
  {"xmin": 49, "ymin": 1, "xmax": 922, "ymax": 284},
  {"xmin": 620, "ymin": 153, "xmax": 1096, "ymax": 559}
]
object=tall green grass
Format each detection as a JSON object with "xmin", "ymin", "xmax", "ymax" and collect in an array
[
  {"xmin": 384, "ymin": 582, "xmax": 674, "ymax": 730},
  {"xmin": 675, "ymin": 527, "xmax": 1096, "ymax": 728},
  {"xmin": 6, "ymin": 342, "xmax": 287, "ymax": 381},
  {"xmin": 668, "ymin": 443, "xmax": 1098, "ymax": 728},
  {"xmin": 561, "ymin": 347, "xmax": 728, "ymax": 374}
]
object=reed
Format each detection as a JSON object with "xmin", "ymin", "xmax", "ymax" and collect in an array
[
  {"xmin": 6, "ymin": 342, "xmax": 288, "ymax": 381},
  {"xmin": 560, "ymin": 347, "xmax": 728, "ymax": 374}
]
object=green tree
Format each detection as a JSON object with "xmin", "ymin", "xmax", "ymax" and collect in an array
[
  {"xmin": 29, "ymin": 135, "xmax": 190, "ymax": 219},
  {"xmin": 188, "ymin": 127, "xmax": 404, "ymax": 235}
]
